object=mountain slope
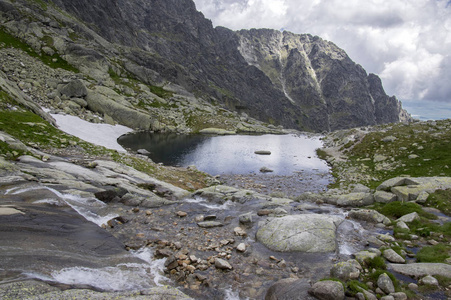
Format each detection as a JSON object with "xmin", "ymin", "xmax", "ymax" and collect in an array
[{"xmin": 0, "ymin": 0, "xmax": 410, "ymax": 132}]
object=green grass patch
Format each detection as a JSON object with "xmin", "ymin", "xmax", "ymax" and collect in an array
[
  {"xmin": 345, "ymin": 280, "xmax": 368, "ymax": 296},
  {"xmin": 374, "ymin": 201, "xmax": 437, "ymax": 220},
  {"xmin": 425, "ymin": 189, "xmax": 451, "ymax": 216},
  {"xmin": 366, "ymin": 256, "xmax": 386, "ymax": 270},
  {"xmin": 0, "ymin": 26, "xmax": 78, "ymax": 72},
  {"xmin": 330, "ymin": 120, "xmax": 451, "ymax": 189},
  {"xmin": 416, "ymin": 244, "xmax": 451, "ymax": 263}
]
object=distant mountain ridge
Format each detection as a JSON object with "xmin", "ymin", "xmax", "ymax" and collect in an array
[{"xmin": 0, "ymin": 0, "xmax": 411, "ymax": 132}]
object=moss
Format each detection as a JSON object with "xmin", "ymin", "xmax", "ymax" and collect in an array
[
  {"xmin": 416, "ymin": 244, "xmax": 451, "ymax": 263},
  {"xmin": 149, "ymin": 85, "xmax": 174, "ymax": 99}
]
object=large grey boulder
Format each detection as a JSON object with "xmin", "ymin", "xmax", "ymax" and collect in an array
[
  {"xmin": 348, "ymin": 209, "xmax": 391, "ymax": 225},
  {"xmin": 309, "ymin": 280, "xmax": 345, "ymax": 300},
  {"xmin": 330, "ymin": 259, "xmax": 362, "ymax": 281},
  {"xmin": 336, "ymin": 192, "xmax": 374, "ymax": 207},
  {"xmin": 377, "ymin": 273, "xmax": 395, "ymax": 294},
  {"xmin": 256, "ymin": 214, "xmax": 343, "ymax": 252},
  {"xmin": 374, "ymin": 190, "xmax": 397, "ymax": 203},
  {"xmin": 58, "ymin": 79, "xmax": 88, "ymax": 98},
  {"xmin": 377, "ymin": 177, "xmax": 451, "ymax": 201},
  {"xmin": 388, "ymin": 263, "xmax": 451, "ymax": 278},
  {"xmin": 383, "ymin": 249, "xmax": 405, "ymax": 263}
]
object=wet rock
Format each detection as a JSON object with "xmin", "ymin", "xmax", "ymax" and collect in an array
[
  {"xmin": 254, "ymin": 150, "xmax": 271, "ymax": 155},
  {"xmin": 265, "ymin": 278, "xmax": 315, "ymax": 300},
  {"xmin": 234, "ymin": 227, "xmax": 247, "ymax": 237},
  {"xmin": 309, "ymin": 280, "xmax": 345, "ymax": 300},
  {"xmin": 259, "ymin": 166, "xmax": 273, "ymax": 173},
  {"xmin": 239, "ymin": 212, "xmax": 253, "ymax": 224},
  {"xmin": 256, "ymin": 214, "xmax": 342, "ymax": 252},
  {"xmin": 377, "ymin": 273, "xmax": 395, "ymax": 294},
  {"xmin": 176, "ymin": 211, "xmax": 187, "ymax": 217},
  {"xmin": 236, "ymin": 243, "xmax": 246, "ymax": 252},
  {"xmin": 197, "ymin": 221, "xmax": 223, "ymax": 228},
  {"xmin": 330, "ymin": 259, "xmax": 361, "ymax": 281},
  {"xmin": 214, "ymin": 258, "xmax": 232, "ymax": 270}
]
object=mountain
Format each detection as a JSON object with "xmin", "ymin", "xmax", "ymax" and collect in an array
[{"xmin": 0, "ymin": 0, "xmax": 410, "ymax": 132}]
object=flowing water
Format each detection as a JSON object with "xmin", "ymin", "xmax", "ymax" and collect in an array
[{"xmin": 0, "ymin": 133, "xmax": 377, "ymax": 299}]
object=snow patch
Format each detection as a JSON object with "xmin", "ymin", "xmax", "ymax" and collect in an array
[{"xmin": 50, "ymin": 113, "xmax": 133, "ymax": 152}]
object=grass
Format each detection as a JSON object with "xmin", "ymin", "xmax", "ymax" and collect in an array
[
  {"xmin": 328, "ymin": 121, "xmax": 451, "ymax": 189},
  {"xmin": 416, "ymin": 244, "xmax": 451, "ymax": 263},
  {"xmin": 425, "ymin": 189, "xmax": 451, "ymax": 216},
  {"xmin": 373, "ymin": 201, "xmax": 437, "ymax": 220},
  {"xmin": 0, "ymin": 27, "xmax": 78, "ymax": 73}
]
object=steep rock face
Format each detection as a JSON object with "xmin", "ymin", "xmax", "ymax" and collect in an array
[
  {"xmin": 237, "ymin": 29, "xmax": 408, "ymax": 131},
  {"xmin": 0, "ymin": 0, "xmax": 410, "ymax": 131}
]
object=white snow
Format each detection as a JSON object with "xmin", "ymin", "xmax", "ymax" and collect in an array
[{"xmin": 50, "ymin": 113, "xmax": 133, "ymax": 152}]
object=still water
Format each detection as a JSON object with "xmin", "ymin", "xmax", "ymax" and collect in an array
[{"xmin": 118, "ymin": 132, "xmax": 329, "ymax": 176}]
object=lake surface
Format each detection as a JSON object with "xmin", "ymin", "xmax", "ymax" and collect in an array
[{"xmin": 118, "ymin": 132, "xmax": 330, "ymax": 176}]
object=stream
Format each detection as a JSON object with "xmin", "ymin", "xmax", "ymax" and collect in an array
[{"xmin": 0, "ymin": 133, "xmax": 380, "ymax": 299}]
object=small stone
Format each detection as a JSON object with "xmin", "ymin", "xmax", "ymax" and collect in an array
[
  {"xmin": 214, "ymin": 258, "xmax": 233, "ymax": 270},
  {"xmin": 237, "ymin": 243, "xmax": 246, "ymax": 252},
  {"xmin": 383, "ymin": 249, "xmax": 405, "ymax": 264},
  {"xmin": 234, "ymin": 227, "xmax": 247, "ymax": 236},
  {"xmin": 408, "ymin": 283, "xmax": 418, "ymax": 290},
  {"xmin": 132, "ymin": 207, "xmax": 140, "ymax": 213},
  {"xmin": 177, "ymin": 211, "xmax": 188, "ymax": 217},
  {"xmin": 145, "ymin": 210, "xmax": 152, "ymax": 216},
  {"xmin": 377, "ymin": 273, "xmax": 395, "ymax": 294}
]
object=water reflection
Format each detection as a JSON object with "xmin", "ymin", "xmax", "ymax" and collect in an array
[{"xmin": 118, "ymin": 132, "xmax": 329, "ymax": 176}]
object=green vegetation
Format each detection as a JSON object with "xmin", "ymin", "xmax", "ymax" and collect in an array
[
  {"xmin": 425, "ymin": 189, "xmax": 451, "ymax": 216},
  {"xmin": 345, "ymin": 280, "xmax": 368, "ymax": 296},
  {"xmin": 0, "ymin": 27, "xmax": 78, "ymax": 72},
  {"xmin": 373, "ymin": 201, "xmax": 437, "ymax": 220},
  {"xmin": 416, "ymin": 244, "xmax": 451, "ymax": 263},
  {"xmin": 366, "ymin": 256, "xmax": 386, "ymax": 270},
  {"xmin": 331, "ymin": 121, "xmax": 451, "ymax": 189}
]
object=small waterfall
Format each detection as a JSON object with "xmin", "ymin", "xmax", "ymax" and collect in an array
[{"xmin": 6, "ymin": 185, "xmax": 118, "ymax": 227}]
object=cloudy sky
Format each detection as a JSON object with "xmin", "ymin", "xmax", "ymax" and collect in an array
[{"xmin": 192, "ymin": 0, "xmax": 451, "ymax": 119}]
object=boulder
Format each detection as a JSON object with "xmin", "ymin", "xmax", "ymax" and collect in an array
[
  {"xmin": 419, "ymin": 275, "xmax": 439, "ymax": 286},
  {"xmin": 383, "ymin": 249, "xmax": 405, "ymax": 264},
  {"xmin": 265, "ymin": 278, "xmax": 315, "ymax": 300},
  {"xmin": 256, "ymin": 214, "xmax": 343, "ymax": 252},
  {"xmin": 348, "ymin": 209, "xmax": 391, "ymax": 225},
  {"xmin": 353, "ymin": 250, "xmax": 380, "ymax": 265},
  {"xmin": 330, "ymin": 259, "xmax": 362, "ymax": 281},
  {"xmin": 377, "ymin": 273, "xmax": 395, "ymax": 294},
  {"xmin": 396, "ymin": 212, "xmax": 420, "ymax": 223},
  {"xmin": 374, "ymin": 190, "xmax": 397, "ymax": 203},
  {"xmin": 309, "ymin": 280, "xmax": 345, "ymax": 300},
  {"xmin": 336, "ymin": 192, "xmax": 374, "ymax": 207},
  {"xmin": 58, "ymin": 79, "xmax": 88, "ymax": 98},
  {"xmin": 388, "ymin": 263, "xmax": 451, "ymax": 278}
]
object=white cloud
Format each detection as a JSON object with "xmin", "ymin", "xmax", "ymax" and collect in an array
[{"xmin": 193, "ymin": 0, "xmax": 451, "ymax": 104}]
